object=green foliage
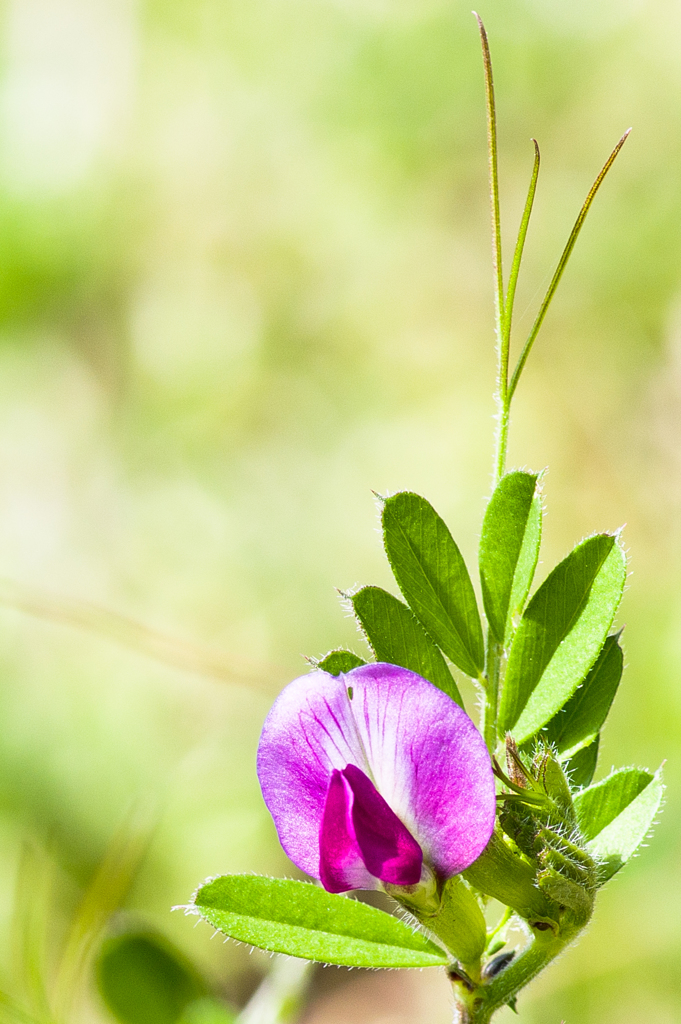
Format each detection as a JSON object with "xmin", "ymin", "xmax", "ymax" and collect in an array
[
  {"xmin": 576, "ymin": 769, "xmax": 665, "ymax": 882},
  {"xmin": 388, "ymin": 876, "xmax": 487, "ymax": 969},
  {"xmin": 463, "ymin": 830, "xmax": 557, "ymax": 924},
  {"xmin": 479, "ymin": 471, "xmax": 542, "ymax": 644},
  {"xmin": 564, "ymin": 737, "xmax": 600, "ymax": 789},
  {"xmin": 575, "ymin": 767, "xmax": 655, "ymax": 841},
  {"xmin": 178, "ymin": 999, "xmax": 237, "ymax": 1024},
  {"xmin": 351, "ymin": 585, "xmax": 462, "ymax": 703},
  {"xmin": 96, "ymin": 931, "xmax": 206, "ymax": 1024},
  {"xmin": 545, "ymin": 632, "xmax": 623, "ymax": 757},
  {"xmin": 428, "ymin": 877, "xmax": 487, "ymax": 968},
  {"xmin": 0, "ymin": 988, "xmax": 44, "ymax": 1024},
  {"xmin": 499, "ymin": 534, "xmax": 626, "ymax": 742},
  {"xmin": 315, "ymin": 650, "xmax": 366, "ymax": 675},
  {"xmin": 381, "ymin": 492, "xmax": 484, "ymax": 678},
  {"xmin": 191, "ymin": 876, "xmax": 448, "ymax": 968}
]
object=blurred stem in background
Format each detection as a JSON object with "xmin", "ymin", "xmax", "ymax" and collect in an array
[{"xmin": 3, "ymin": 804, "xmax": 311, "ymax": 1024}]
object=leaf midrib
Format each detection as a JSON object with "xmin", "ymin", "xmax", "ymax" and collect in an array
[
  {"xmin": 386, "ymin": 507, "xmax": 474, "ymax": 658},
  {"xmin": 198, "ymin": 906, "xmax": 443, "ymax": 955},
  {"xmin": 528, "ymin": 537, "xmax": 614, "ymax": 678}
]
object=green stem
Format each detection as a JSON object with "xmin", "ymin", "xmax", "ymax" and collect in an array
[
  {"xmin": 451, "ymin": 926, "xmax": 575, "ymax": 1023},
  {"xmin": 492, "ymin": 405, "xmax": 509, "ymax": 489},
  {"xmin": 492, "ymin": 141, "xmax": 540, "ymax": 486},
  {"xmin": 485, "ymin": 905, "xmax": 512, "ymax": 948},
  {"xmin": 475, "ymin": 13, "xmax": 508, "ymax": 753},
  {"xmin": 475, "ymin": 14, "xmax": 504, "ymax": 352},
  {"xmin": 475, "ymin": 13, "xmax": 508, "ymax": 492},
  {"xmin": 482, "ymin": 636, "xmax": 501, "ymax": 754}
]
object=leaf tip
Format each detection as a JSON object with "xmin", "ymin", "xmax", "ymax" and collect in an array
[{"xmin": 473, "ymin": 11, "xmax": 489, "ymax": 43}]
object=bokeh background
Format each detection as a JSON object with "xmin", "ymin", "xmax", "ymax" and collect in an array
[{"xmin": 0, "ymin": 0, "xmax": 679, "ymax": 1021}]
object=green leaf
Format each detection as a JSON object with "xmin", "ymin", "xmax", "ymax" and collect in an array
[
  {"xmin": 190, "ymin": 875, "xmax": 447, "ymax": 969},
  {"xmin": 351, "ymin": 586, "xmax": 462, "ymax": 704},
  {"xmin": 499, "ymin": 534, "xmax": 626, "ymax": 742},
  {"xmin": 574, "ymin": 767, "xmax": 655, "ymax": 841},
  {"xmin": 315, "ymin": 650, "xmax": 366, "ymax": 675},
  {"xmin": 479, "ymin": 471, "xmax": 542, "ymax": 643},
  {"xmin": 381, "ymin": 492, "xmax": 484, "ymax": 678},
  {"xmin": 546, "ymin": 632, "xmax": 623, "ymax": 757},
  {"xmin": 564, "ymin": 736, "xmax": 599, "ymax": 789},
  {"xmin": 577, "ymin": 769, "xmax": 664, "ymax": 882},
  {"xmin": 96, "ymin": 932, "xmax": 205, "ymax": 1024}
]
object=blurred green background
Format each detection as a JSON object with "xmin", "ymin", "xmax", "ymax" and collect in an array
[{"xmin": 0, "ymin": 0, "xmax": 679, "ymax": 1021}]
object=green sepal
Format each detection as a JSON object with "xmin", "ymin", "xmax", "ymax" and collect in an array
[
  {"xmin": 479, "ymin": 470, "xmax": 542, "ymax": 644},
  {"xmin": 315, "ymin": 650, "xmax": 366, "ymax": 675},
  {"xmin": 463, "ymin": 829, "xmax": 558, "ymax": 925},
  {"xmin": 536, "ymin": 869, "xmax": 593, "ymax": 920},
  {"xmin": 351, "ymin": 585, "xmax": 462, "ymax": 704},
  {"xmin": 189, "ymin": 875, "xmax": 448, "ymax": 968},
  {"xmin": 389, "ymin": 876, "xmax": 486, "ymax": 970},
  {"xmin": 575, "ymin": 768, "xmax": 665, "ymax": 883},
  {"xmin": 428, "ymin": 877, "xmax": 486, "ymax": 969},
  {"xmin": 381, "ymin": 492, "xmax": 484, "ymax": 677},
  {"xmin": 533, "ymin": 747, "xmax": 575, "ymax": 823},
  {"xmin": 545, "ymin": 632, "xmax": 623, "ymax": 757},
  {"xmin": 500, "ymin": 533, "xmax": 626, "ymax": 741}
]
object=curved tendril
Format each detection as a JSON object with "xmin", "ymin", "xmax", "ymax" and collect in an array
[
  {"xmin": 504, "ymin": 139, "xmax": 541, "ymax": 345},
  {"xmin": 508, "ymin": 128, "xmax": 631, "ymax": 402}
]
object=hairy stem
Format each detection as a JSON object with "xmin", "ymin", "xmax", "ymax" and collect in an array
[
  {"xmin": 451, "ymin": 926, "xmax": 576, "ymax": 1023},
  {"xmin": 475, "ymin": 13, "xmax": 508, "ymax": 491},
  {"xmin": 475, "ymin": 14, "xmax": 504, "ymax": 354},
  {"xmin": 492, "ymin": 141, "xmax": 540, "ymax": 487},
  {"xmin": 482, "ymin": 635, "xmax": 501, "ymax": 754}
]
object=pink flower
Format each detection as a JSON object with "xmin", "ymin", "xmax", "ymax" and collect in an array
[{"xmin": 257, "ymin": 663, "xmax": 495, "ymax": 893}]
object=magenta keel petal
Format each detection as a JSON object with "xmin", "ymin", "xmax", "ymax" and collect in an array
[
  {"xmin": 257, "ymin": 663, "xmax": 496, "ymax": 889},
  {"xmin": 343, "ymin": 764, "xmax": 422, "ymax": 886},
  {"xmin": 319, "ymin": 769, "xmax": 376, "ymax": 893},
  {"xmin": 319, "ymin": 766, "xmax": 422, "ymax": 892}
]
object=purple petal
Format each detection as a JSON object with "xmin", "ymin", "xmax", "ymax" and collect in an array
[
  {"xmin": 343, "ymin": 764, "xmax": 422, "ymax": 886},
  {"xmin": 257, "ymin": 663, "xmax": 495, "ymax": 882},
  {"xmin": 319, "ymin": 769, "xmax": 377, "ymax": 893}
]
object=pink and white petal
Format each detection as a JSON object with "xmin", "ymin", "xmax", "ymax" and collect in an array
[
  {"xmin": 345, "ymin": 664, "xmax": 496, "ymax": 877},
  {"xmin": 256, "ymin": 670, "xmax": 369, "ymax": 878},
  {"xmin": 257, "ymin": 663, "xmax": 495, "ymax": 883},
  {"xmin": 344, "ymin": 764, "xmax": 422, "ymax": 886}
]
